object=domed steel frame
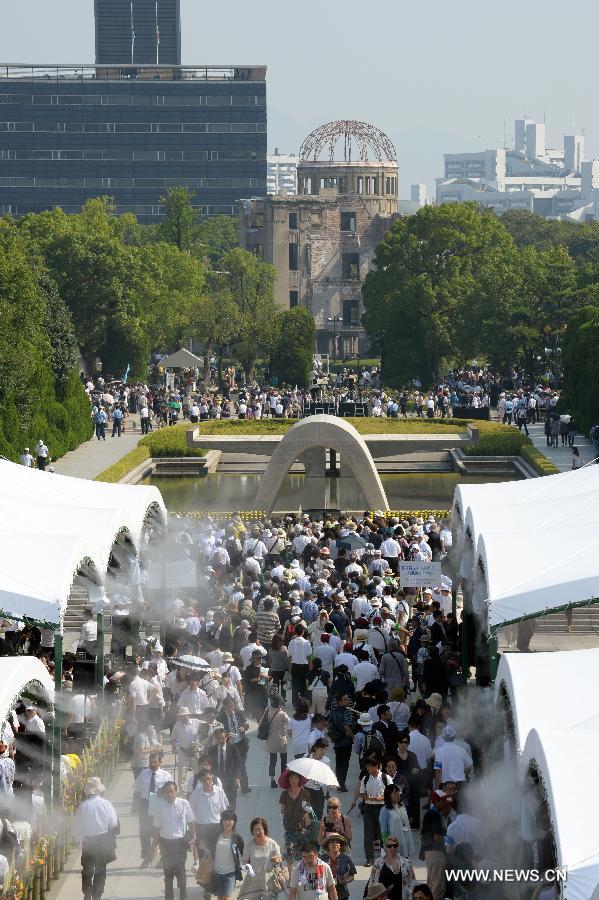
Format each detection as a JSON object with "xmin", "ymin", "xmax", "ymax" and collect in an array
[{"xmin": 300, "ymin": 120, "xmax": 396, "ymax": 164}]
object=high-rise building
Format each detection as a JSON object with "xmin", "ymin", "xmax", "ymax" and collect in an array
[
  {"xmin": 267, "ymin": 150, "xmax": 298, "ymax": 195},
  {"xmin": 0, "ymin": 2, "xmax": 267, "ymax": 220},
  {"xmin": 410, "ymin": 183, "xmax": 427, "ymax": 206},
  {"xmin": 94, "ymin": 0, "xmax": 181, "ymax": 66}
]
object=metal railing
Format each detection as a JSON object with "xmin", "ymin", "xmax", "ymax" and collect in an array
[{"xmin": 0, "ymin": 64, "xmax": 266, "ymax": 82}]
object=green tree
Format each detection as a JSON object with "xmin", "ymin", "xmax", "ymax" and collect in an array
[
  {"xmin": 221, "ymin": 248, "xmax": 279, "ymax": 378},
  {"xmin": 158, "ymin": 186, "xmax": 196, "ymax": 251},
  {"xmin": 559, "ymin": 305, "xmax": 599, "ymax": 431},
  {"xmin": 362, "ymin": 204, "xmax": 517, "ymax": 386},
  {"xmin": 194, "ymin": 216, "xmax": 238, "ymax": 267},
  {"xmin": 272, "ymin": 306, "xmax": 316, "ymax": 387}
]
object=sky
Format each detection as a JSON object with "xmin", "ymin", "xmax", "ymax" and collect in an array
[{"xmin": 3, "ymin": 0, "xmax": 599, "ymax": 198}]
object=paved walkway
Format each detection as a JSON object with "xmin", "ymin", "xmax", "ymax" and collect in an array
[
  {"xmin": 52, "ymin": 720, "xmax": 426, "ymax": 900},
  {"xmin": 53, "ymin": 422, "xmax": 142, "ymax": 480},
  {"xmin": 527, "ymin": 422, "xmax": 593, "ymax": 472}
]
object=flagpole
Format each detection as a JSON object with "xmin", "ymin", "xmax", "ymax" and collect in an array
[
  {"xmin": 130, "ymin": 0, "xmax": 134, "ymax": 65},
  {"xmin": 155, "ymin": 0, "xmax": 159, "ymax": 66}
]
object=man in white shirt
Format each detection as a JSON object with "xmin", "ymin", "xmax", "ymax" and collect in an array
[
  {"xmin": 434, "ymin": 726, "xmax": 473, "ymax": 787},
  {"xmin": 78, "ymin": 607, "xmax": 98, "ymax": 659},
  {"xmin": 24, "ymin": 707, "xmax": 46, "ymax": 735},
  {"xmin": 352, "ymin": 654, "xmax": 379, "ymax": 692},
  {"xmin": 35, "ymin": 440, "xmax": 49, "ymax": 471},
  {"xmin": 134, "ymin": 752, "xmax": 173, "ymax": 866},
  {"xmin": 177, "ymin": 679, "xmax": 209, "ymax": 716},
  {"xmin": 239, "ymin": 637, "xmax": 267, "ymax": 670},
  {"xmin": 74, "ymin": 777, "xmax": 119, "ymax": 900},
  {"xmin": 20, "ymin": 447, "xmax": 34, "ymax": 467},
  {"xmin": 379, "ymin": 534, "xmax": 401, "ymax": 573},
  {"xmin": 288, "ymin": 625, "xmax": 312, "ymax": 706},
  {"xmin": 128, "ymin": 670, "xmax": 150, "ymax": 726},
  {"xmin": 153, "ymin": 781, "xmax": 194, "ymax": 900},
  {"xmin": 189, "ymin": 770, "xmax": 229, "ymax": 857},
  {"xmin": 314, "ymin": 635, "xmax": 337, "ymax": 675},
  {"xmin": 171, "ymin": 708, "xmax": 201, "ymax": 788},
  {"xmin": 334, "ymin": 648, "xmax": 358, "ymax": 672},
  {"xmin": 408, "ymin": 719, "xmax": 433, "ymax": 769}
]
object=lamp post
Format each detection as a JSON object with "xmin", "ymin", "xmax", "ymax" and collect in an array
[{"xmin": 327, "ymin": 315, "xmax": 341, "ymax": 363}]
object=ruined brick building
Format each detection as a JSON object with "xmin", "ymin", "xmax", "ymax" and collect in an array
[{"xmin": 239, "ymin": 120, "xmax": 398, "ymax": 357}]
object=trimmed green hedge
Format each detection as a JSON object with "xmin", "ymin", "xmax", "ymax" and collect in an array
[
  {"xmin": 0, "ymin": 370, "xmax": 93, "ymax": 463},
  {"xmin": 96, "ymin": 446, "xmax": 151, "ymax": 483},
  {"xmin": 139, "ymin": 425, "xmax": 206, "ymax": 458},
  {"xmin": 520, "ymin": 444, "xmax": 559, "ymax": 475},
  {"xmin": 463, "ymin": 428, "xmax": 529, "ymax": 456}
]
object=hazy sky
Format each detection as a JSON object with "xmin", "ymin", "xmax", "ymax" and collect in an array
[{"xmin": 3, "ymin": 0, "xmax": 599, "ymax": 196}]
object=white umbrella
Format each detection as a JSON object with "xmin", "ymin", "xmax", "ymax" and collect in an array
[
  {"xmin": 174, "ymin": 654, "xmax": 211, "ymax": 671},
  {"xmin": 287, "ymin": 758, "xmax": 339, "ymax": 787}
]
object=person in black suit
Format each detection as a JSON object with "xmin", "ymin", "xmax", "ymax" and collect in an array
[
  {"xmin": 217, "ymin": 698, "xmax": 251, "ymax": 795},
  {"xmin": 207, "ymin": 728, "xmax": 242, "ymax": 810},
  {"xmin": 373, "ymin": 704, "xmax": 401, "ymax": 757}
]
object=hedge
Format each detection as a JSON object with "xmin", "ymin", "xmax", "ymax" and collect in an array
[
  {"xmin": 196, "ymin": 417, "xmax": 508, "ymax": 436},
  {"xmin": 139, "ymin": 425, "xmax": 207, "ymax": 458},
  {"xmin": 0, "ymin": 370, "xmax": 93, "ymax": 463},
  {"xmin": 520, "ymin": 444, "xmax": 560, "ymax": 476},
  {"xmin": 95, "ymin": 445, "xmax": 151, "ymax": 483}
]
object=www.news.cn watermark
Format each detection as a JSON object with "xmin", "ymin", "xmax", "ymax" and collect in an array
[{"xmin": 446, "ymin": 867, "xmax": 567, "ymax": 884}]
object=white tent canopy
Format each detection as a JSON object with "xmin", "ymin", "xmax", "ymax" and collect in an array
[
  {"xmin": 452, "ymin": 466, "xmax": 599, "ymax": 630},
  {"xmin": 160, "ymin": 348, "xmax": 203, "ymax": 369},
  {"xmin": 0, "ymin": 461, "xmax": 167, "ymax": 625},
  {"xmin": 0, "ymin": 658, "xmax": 54, "ymax": 732},
  {"xmin": 495, "ymin": 649, "xmax": 599, "ymax": 753},
  {"xmin": 521, "ymin": 729, "xmax": 599, "ymax": 900},
  {"xmin": 0, "ymin": 532, "xmax": 104, "ymax": 625}
]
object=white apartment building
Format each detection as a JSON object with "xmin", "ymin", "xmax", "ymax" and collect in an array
[
  {"xmin": 435, "ymin": 117, "xmax": 599, "ymax": 220},
  {"xmin": 267, "ymin": 150, "xmax": 298, "ymax": 195}
]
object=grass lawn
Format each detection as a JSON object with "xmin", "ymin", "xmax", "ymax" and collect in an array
[{"xmin": 195, "ymin": 417, "xmax": 477, "ymax": 435}]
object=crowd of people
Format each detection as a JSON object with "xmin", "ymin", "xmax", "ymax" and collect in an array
[{"xmin": 57, "ymin": 507, "xmax": 523, "ymax": 900}]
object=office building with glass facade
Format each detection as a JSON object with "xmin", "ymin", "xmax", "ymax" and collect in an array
[{"xmin": 0, "ymin": 63, "xmax": 267, "ymax": 220}]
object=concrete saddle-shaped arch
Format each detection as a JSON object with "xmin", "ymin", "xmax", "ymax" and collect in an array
[{"xmin": 254, "ymin": 415, "xmax": 388, "ymax": 514}]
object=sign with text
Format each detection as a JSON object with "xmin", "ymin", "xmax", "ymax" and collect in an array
[{"xmin": 399, "ymin": 560, "xmax": 442, "ymax": 587}]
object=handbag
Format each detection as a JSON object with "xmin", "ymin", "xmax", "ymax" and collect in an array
[
  {"xmin": 266, "ymin": 863, "xmax": 288, "ymax": 894},
  {"xmin": 195, "ymin": 851, "xmax": 213, "ymax": 886},
  {"xmin": 257, "ymin": 710, "xmax": 272, "ymax": 741}
]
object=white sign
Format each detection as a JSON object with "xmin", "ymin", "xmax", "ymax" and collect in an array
[
  {"xmin": 399, "ymin": 561, "xmax": 443, "ymax": 587},
  {"xmin": 147, "ymin": 560, "xmax": 197, "ymax": 590}
]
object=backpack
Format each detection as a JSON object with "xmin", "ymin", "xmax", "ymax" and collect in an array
[{"xmin": 361, "ymin": 730, "xmax": 387, "ymax": 764}]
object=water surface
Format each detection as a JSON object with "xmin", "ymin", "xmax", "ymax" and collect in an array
[{"xmin": 142, "ymin": 472, "xmax": 517, "ymax": 513}]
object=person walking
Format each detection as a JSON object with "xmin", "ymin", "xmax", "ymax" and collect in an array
[
  {"xmin": 133, "ymin": 752, "xmax": 173, "ymax": 868},
  {"xmin": 208, "ymin": 727, "xmax": 242, "ymax": 810},
  {"xmin": 93, "ymin": 407, "xmax": 107, "ymax": 441},
  {"xmin": 140, "ymin": 402, "xmax": 151, "ymax": 435},
  {"xmin": 288, "ymin": 625, "xmax": 312, "ymax": 707},
  {"xmin": 329, "ymin": 694, "xmax": 355, "ymax": 793},
  {"xmin": 111, "ymin": 405, "xmax": 124, "ymax": 437},
  {"xmin": 19, "ymin": 447, "xmax": 34, "ymax": 467},
  {"xmin": 571, "ymin": 446, "xmax": 584, "ymax": 470},
  {"xmin": 210, "ymin": 810, "xmax": 244, "ymax": 900},
  {"xmin": 35, "ymin": 440, "xmax": 49, "ymax": 471},
  {"xmin": 153, "ymin": 781, "xmax": 194, "ymax": 900},
  {"xmin": 74, "ymin": 777, "xmax": 119, "ymax": 900},
  {"xmin": 264, "ymin": 694, "xmax": 290, "ymax": 788}
]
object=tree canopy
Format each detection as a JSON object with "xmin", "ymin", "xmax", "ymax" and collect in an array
[{"xmin": 362, "ymin": 203, "xmax": 592, "ymax": 388}]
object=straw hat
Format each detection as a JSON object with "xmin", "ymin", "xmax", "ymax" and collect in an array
[
  {"xmin": 320, "ymin": 832, "xmax": 348, "ymax": 850},
  {"xmin": 177, "ymin": 707, "xmax": 191, "ymax": 717},
  {"xmin": 84, "ymin": 776, "xmax": 106, "ymax": 796},
  {"xmin": 366, "ymin": 886, "xmax": 388, "ymax": 900},
  {"xmin": 426, "ymin": 693, "xmax": 443, "ymax": 710}
]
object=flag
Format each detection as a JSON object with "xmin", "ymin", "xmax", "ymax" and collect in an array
[
  {"xmin": 123, "ymin": 364, "xmax": 131, "ymax": 384},
  {"xmin": 131, "ymin": 28, "xmax": 136, "ymax": 49},
  {"xmin": 156, "ymin": 26, "xmax": 160, "ymax": 45}
]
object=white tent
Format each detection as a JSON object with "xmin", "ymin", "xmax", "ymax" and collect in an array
[
  {"xmin": 473, "ymin": 529, "xmax": 599, "ymax": 627},
  {"xmin": 0, "ymin": 460, "xmax": 166, "ymax": 531},
  {"xmin": 495, "ymin": 649, "xmax": 599, "ymax": 753},
  {"xmin": 521, "ymin": 728, "xmax": 599, "ymax": 900},
  {"xmin": 452, "ymin": 466, "xmax": 599, "ymax": 630},
  {"xmin": 0, "ymin": 532, "xmax": 104, "ymax": 625},
  {"xmin": 0, "ymin": 460, "xmax": 167, "ymax": 625},
  {"xmin": 160, "ymin": 348, "xmax": 203, "ymax": 369},
  {"xmin": 0, "ymin": 658, "xmax": 54, "ymax": 731},
  {"xmin": 451, "ymin": 466, "xmax": 599, "ymax": 570}
]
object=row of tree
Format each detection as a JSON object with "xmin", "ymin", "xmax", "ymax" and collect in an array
[
  {"xmin": 361, "ymin": 204, "xmax": 592, "ymax": 395},
  {"xmin": 0, "ymin": 189, "xmax": 317, "ymax": 461}
]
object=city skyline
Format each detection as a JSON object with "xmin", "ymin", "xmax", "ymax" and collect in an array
[{"xmin": 2, "ymin": 0, "xmax": 599, "ymax": 195}]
